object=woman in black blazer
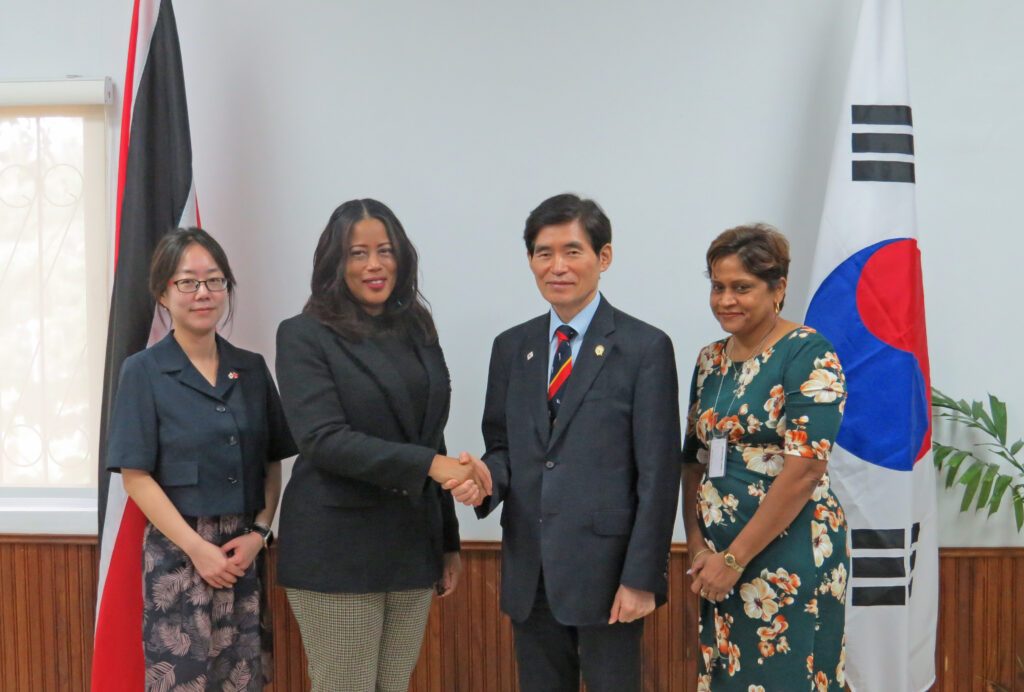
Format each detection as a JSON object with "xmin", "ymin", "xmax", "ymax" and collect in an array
[{"xmin": 275, "ymin": 199, "xmax": 491, "ymax": 692}]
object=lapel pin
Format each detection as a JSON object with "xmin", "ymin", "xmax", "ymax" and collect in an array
[
  {"xmin": 228, "ymin": 371, "xmax": 239, "ymax": 380},
  {"xmin": 526, "ymin": 351, "xmax": 534, "ymax": 361},
  {"xmin": 594, "ymin": 345, "xmax": 605, "ymax": 357}
]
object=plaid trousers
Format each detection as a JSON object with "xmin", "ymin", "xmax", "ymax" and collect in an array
[{"xmin": 285, "ymin": 587, "xmax": 433, "ymax": 692}]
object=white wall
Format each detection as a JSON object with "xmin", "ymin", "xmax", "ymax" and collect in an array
[{"xmin": 1, "ymin": 0, "xmax": 1021, "ymax": 545}]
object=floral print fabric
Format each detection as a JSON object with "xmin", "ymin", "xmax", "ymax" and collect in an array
[
  {"xmin": 684, "ymin": 328, "xmax": 850, "ymax": 691},
  {"xmin": 142, "ymin": 514, "xmax": 271, "ymax": 692}
]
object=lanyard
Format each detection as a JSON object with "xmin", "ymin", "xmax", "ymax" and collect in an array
[{"xmin": 707, "ymin": 319, "xmax": 778, "ymax": 441}]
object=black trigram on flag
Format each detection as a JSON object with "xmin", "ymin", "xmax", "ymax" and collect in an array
[
  {"xmin": 850, "ymin": 522, "xmax": 921, "ymax": 606},
  {"xmin": 851, "ymin": 105, "xmax": 915, "ymax": 183}
]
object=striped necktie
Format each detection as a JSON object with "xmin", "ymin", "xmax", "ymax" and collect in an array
[{"xmin": 548, "ymin": 324, "xmax": 577, "ymax": 420}]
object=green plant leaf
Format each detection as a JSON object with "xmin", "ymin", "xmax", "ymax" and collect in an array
[
  {"xmin": 989, "ymin": 394, "xmax": 1008, "ymax": 445},
  {"xmin": 992, "ymin": 448, "xmax": 1017, "ymax": 465},
  {"xmin": 976, "ymin": 463, "xmax": 999, "ymax": 510},
  {"xmin": 931, "ymin": 388, "xmax": 957, "ymax": 411},
  {"xmin": 989, "ymin": 475, "xmax": 1013, "ymax": 515},
  {"xmin": 971, "ymin": 400, "xmax": 997, "ymax": 437},
  {"xmin": 944, "ymin": 451, "xmax": 970, "ymax": 487},
  {"xmin": 1014, "ymin": 493, "xmax": 1024, "ymax": 532},
  {"xmin": 959, "ymin": 462, "xmax": 984, "ymax": 512},
  {"xmin": 1011, "ymin": 440, "xmax": 1023, "ymax": 457},
  {"xmin": 932, "ymin": 444, "xmax": 953, "ymax": 468}
]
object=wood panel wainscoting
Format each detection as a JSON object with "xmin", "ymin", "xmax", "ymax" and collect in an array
[{"xmin": 0, "ymin": 536, "xmax": 1021, "ymax": 691}]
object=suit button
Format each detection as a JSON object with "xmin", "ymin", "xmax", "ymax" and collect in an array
[
  {"xmin": 545, "ymin": 460, "xmax": 555, "ymax": 469},
  {"xmin": 227, "ymin": 476, "xmax": 238, "ymax": 485},
  {"xmin": 216, "ymin": 405, "xmax": 227, "ymax": 412},
  {"xmin": 401, "ymin": 490, "xmax": 409, "ymax": 496},
  {"xmin": 228, "ymin": 435, "xmax": 238, "ymax": 446}
]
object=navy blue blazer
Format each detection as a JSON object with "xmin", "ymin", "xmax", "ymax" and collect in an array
[
  {"xmin": 106, "ymin": 332, "xmax": 296, "ymax": 517},
  {"xmin": 476, "ymin": 298, "xmax": 682, "ymax": 625}
]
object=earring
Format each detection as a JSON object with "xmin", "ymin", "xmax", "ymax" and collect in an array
[{"xmin": 774, "ymin": 301, "xmax": 781, "ymax": 314}]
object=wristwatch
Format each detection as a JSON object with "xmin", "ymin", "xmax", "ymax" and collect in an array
[
  {"xmin": 246, "ymin": 523, "xmax": 274, "ymax": 550},
  {"xmin": 723, "ymin": 552, "xmax": 745, "ymax": 574}
]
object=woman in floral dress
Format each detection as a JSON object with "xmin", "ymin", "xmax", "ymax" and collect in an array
[{"xmin": 682, "ymin": 224, "xmax": 849, "ymax": 691}]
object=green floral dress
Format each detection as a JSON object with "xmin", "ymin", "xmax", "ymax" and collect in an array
[{"xmin": 682, "ymin": 327, "xmax": 849, "ymax": 691}]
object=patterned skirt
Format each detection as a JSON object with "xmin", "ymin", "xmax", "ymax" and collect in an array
[{"xmin": 142, "ymin": 514, "xmax": 272, "ymax": 691}]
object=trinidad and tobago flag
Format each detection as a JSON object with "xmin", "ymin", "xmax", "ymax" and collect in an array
[
  {"xmin": 92, "ymin": 1, "xmax": 198, "ymax": 688},
  {"xmin": 805, "ymin": 1, "xmax": 937, "ymax": 690}
]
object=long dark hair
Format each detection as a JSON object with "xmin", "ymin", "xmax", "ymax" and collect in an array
[
  {"xmin": 304, "ymin": 199, "xmax": 437, "ymax": 342},
  {"xmin": 150, "ymin": 226, "xmax": 237, "ymax": 326}
]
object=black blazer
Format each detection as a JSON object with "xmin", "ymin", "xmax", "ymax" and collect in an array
[
  {"xmin": 274, "ymin": 313, "xmax": 459, "ymax": 593},
  {"xmin": 476, "ymin": 297, "xmax": 682, "ymax": 626},
  {"xmin": 106, "ymin": 332, "xmax": 296, "ymax": 516}
]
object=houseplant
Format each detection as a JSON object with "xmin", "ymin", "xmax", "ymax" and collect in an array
[{"xmin": 931, "ymin": 387, "xmax": 1023, "ymax": 531}]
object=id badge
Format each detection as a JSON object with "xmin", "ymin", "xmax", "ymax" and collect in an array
[{"xmin": 709, "ymin": 437, "xmax": 727, "ymax": 478}]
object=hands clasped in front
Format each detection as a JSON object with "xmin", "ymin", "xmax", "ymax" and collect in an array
[
  {"xmin": 187, "ymin": 531, "xmax": 263, "ymax": 589},
  {"xmin": 430, "ymin": 452, "xmax": 493, "ymax": 506},
  {"xmin": 688, "ymin": 550, "xmax": 742, "ymax": 603}
]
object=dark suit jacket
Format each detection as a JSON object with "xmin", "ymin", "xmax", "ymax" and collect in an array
[
  {"xmin": 275, "ymin": 313, "xmax": 459, "ymax": 593},
  {"xmin": 106, "ymin": 332, "xmax": 295, "ymax": 516},
  {"xmin": 477, "ymin": 297, "xmax": 681, "ymax": 626}
]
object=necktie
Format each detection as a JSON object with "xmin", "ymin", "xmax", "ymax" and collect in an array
[{"xmin": 548, "ymin": 325, "xmax": 577, "ymax": 420}]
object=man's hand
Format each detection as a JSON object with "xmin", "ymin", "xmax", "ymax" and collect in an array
[{"xmin": 608, "ymin": 584, "xmax": 656, "ymax": 624}]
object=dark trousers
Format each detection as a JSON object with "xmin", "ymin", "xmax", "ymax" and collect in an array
[{"xmin": 512, "ymin": 573, "xmax": 643, "ymax": 692}]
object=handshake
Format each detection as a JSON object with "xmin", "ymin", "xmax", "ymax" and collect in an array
[{"xmin": 428, "ymin": 453, "xmax": 492, "ymax": 507}]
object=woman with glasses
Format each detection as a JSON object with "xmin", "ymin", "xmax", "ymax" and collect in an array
[
  {"xmin": 274, "ymin": 199, "xmax": 491, "ymax": 692},
  {"xmin": 106, "ymin": 227, "xmax": 296, "ymax": 690}
]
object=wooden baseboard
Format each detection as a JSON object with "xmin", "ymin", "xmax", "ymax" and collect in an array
[{"xmin": 1, "ymin": 536, "xmax": 1021, "ymax": 691}]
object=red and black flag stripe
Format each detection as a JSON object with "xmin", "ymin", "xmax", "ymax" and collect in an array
[{"xmin": 93, "ymin": 0, "xmax": 198, "ymax": 688}]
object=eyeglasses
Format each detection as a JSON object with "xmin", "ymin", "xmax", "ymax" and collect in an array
[{"xmin": 170, "ymin": 278, "xmax": 230, "ymax": 293}]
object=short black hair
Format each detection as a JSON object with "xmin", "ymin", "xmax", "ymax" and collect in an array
[
  {"xmin": 149, "ymin": 227, "xmax": 236, "ymax": 325},
  {"xmin": 523, "ymin": 193, "xmax": 612, "ymax": 255}
]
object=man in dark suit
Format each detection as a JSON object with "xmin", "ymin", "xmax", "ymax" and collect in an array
[{"xmin": 466, "ymin": 193, "xmax": 682, "ymax": 691}]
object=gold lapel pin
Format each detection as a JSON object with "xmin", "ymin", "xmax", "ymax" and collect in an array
[
  {"xmin": 526, "ymin": 351, "xmax": 534, "ymax": 361},
  {"xmin": 595, "ymin": 345, "xmax": 605, "ymax": 357}
]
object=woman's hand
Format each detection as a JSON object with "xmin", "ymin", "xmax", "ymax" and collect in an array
[
  {"xmin": 441, "ymin": 452, "xmax": 493, "ymax": 506},
  {"xmin": 689, "ymin": 552, "xmax": 742, "ymax": 603},
  {"xmin": 687, "ymin": 546, "xmax": 714, "ymax": 580},
  {"xmin": 436, "ymin": 551, "xmax": 461, "ymax": 598},
  {"xmin": 431, "ymin": 453, "xmax": 492, "ymax": 503},
  {"xmin": 221, "ymin": 531, "xmax": 264, "ymax": 572},
  {"xmin": 186, "ymin": 538, "xmax": 246, "ymax": 589}
]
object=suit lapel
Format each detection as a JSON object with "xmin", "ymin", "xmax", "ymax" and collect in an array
[
  {"xmin": 153, "ymin": 332, "xmax": 232, "ymax": 403},
  {"xmin": 415, "ymin": 340, "xmax": 449, "ymax": 444},
  {"xmin": 522, "ymin": 318, "xmax": 552, "ymax": 448},
  {"xmin": 212, "ymin": 335, "xmax": 242, "ymax": 401},
  {"xmin": 547, "ymin": 299, "xmax": 616, "ymax": 451},
  {"xmin": 334, "ymin": 333, "xmax": 420, "ymax": 442}
]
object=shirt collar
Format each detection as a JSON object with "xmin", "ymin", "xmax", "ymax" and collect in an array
[{"xmin": 548, "ymin": 292, "xmax": 602, "ymax": 343}]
